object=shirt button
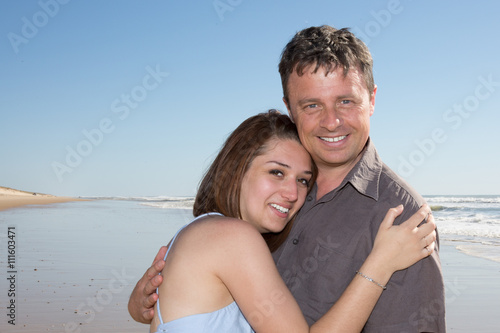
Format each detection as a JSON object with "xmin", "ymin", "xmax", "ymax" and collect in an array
[
  {"xmin": 292, "ymin": 239, "xmax": 299, "ymax": 245},
  {"xmin": 306, "ymin": 196, "xmax": 313, "ymax": 201}
]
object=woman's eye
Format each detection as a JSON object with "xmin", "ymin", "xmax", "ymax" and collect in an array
[
  {"xmin": 270, "ymin": 169, "xmax": 284, "ymax": 177},
  {"xmin": 298, "ymin": 178, "xmax": 310, "ymax": 187}
]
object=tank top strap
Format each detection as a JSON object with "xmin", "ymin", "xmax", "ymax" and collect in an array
[{"xmin": 156, "ymin": 212, "xmax": 224, "ymax": 325}]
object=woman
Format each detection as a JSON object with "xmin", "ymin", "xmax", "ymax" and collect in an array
[{"xmin": 149, "ymin": 110, "xmax": 436, "ymax": 332}]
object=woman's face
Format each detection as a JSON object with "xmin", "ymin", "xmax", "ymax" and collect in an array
[{"xmin": 239, "ymin": 138, "xmax": 314, "ymax": 233}]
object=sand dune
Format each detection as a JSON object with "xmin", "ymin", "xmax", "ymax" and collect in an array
[
  {"xmin": 0, "ymin": 186, "xmax": 54, "ymax": 196},
  {"xmin": 0, "ymin": 186, "xmax": 82, "ymax": 211}
]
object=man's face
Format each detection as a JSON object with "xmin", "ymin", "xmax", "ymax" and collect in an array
[{"xmin": 284, "ymin": 65, "xmax": 377, "ymax": 173}]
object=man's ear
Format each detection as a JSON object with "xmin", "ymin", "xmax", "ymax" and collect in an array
[
  {"xmin": 283, "ymin": 97, "xmax": 295, "ymax": 122},
  {"xmin": 369, "ymin": 85, "xmax": 377, "ymax": 116}
]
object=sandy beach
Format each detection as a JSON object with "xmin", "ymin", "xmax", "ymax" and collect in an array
[
  {"xmin": 440, "ymin": 242, "xmax": 500, "ymax": 332},
  {"xmin": 0, "ymin": 193, "xmax": 499, "ymax": 332},
  {"xmin": 0, "ymin": 187, "xmax": 83, "ymax": 212}
]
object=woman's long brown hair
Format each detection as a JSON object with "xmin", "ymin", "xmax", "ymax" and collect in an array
[{"xmin": 193, "ymin": 110, "xmax": 317, "ymax": 252}]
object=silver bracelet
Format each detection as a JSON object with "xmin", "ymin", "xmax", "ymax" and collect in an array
[{"xmin": 356, "ymin": 271, "xmax": 387, "ymax": 290}]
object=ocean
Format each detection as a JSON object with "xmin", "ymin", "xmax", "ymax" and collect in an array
[
  {"xmin": 425, "ymin": 195, "xmax": 500, "ymax": 263},
  {"xmin": 81, "ymin": 194, "xmax": 500, "ymax": 263}
]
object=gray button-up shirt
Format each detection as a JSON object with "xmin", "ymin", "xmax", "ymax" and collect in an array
[{"xmin": 273, "ymin": 139, "xmax": 445, "ymax": 332}]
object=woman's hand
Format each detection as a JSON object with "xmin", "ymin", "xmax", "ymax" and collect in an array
[{"xmin": 370, "ymin": 204, "xmax": 436, "ymax": 274}]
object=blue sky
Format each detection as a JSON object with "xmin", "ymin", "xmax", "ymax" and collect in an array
[{"xmin": 1, "ymin": 0, "xmax": 499, "ymax": 197}]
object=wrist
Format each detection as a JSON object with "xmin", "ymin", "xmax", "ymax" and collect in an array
[
  {"xmin": 358, "ymin": 253, "xmax": 394, "ymax": 286},
  {"xmin": 355, "ymin": 271, "xmax": 387, "ymax": 290}
]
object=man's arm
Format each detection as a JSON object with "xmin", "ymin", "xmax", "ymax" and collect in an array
[
  {"xmin": 365, "ymin": 195, "xmax": 445, "ymax": 332},
  {"xmin": 128, "ymin": 246, "xmax": 167, "ymax": 324}
]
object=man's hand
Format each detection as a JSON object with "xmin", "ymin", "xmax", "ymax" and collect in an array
[{"xmin": 128, "ymin": 246, "xmax": 168, "ymax": 323}]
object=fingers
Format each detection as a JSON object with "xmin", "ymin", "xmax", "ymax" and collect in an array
[
  {"xmin": 415, "ymin": 212, "xmax": 436, "ymax": 238},
  {"xmin": 402, "ymin": 204, "xmax": 432, "ymax": 230},
  {"xmin": 151, "ymin": 246, "xmax": 168, "ymax": 265},
  {"xmin": 143, "ymin": 247, "xmax": 166, "ymax": 291},
  {"xmin": 142, "ymin": 307, "xmax": 156, "ymax": 322},
  {"xmin": 146, "ymin": 256, "xmax": 166, "ymax": 280},
  {"xmin": 143, "ymin": 272, "xmax": 163, "ymax": 298},
  {"xmin": 128, "ymin": 247, "xmax": 167, "ymax": 324},
  {"xmin": 143, "ymin": 286, "xmax": 160, "ymax": 310},
  {"xmin": 142, "ymin": 250, "xmax": 165, "ymax": 306},
  {"xmin": 413, "ymin": 207, "xmax": 436, "ymax": 257},
  {"xmin": 380, "ymin": 204, "xmax": 404, "ymax": 229},
  {"xmin": 422, "ymin": 241, "xmax": 436, "ymax": 257},
  {"xmin": 418, "ymin": 209, "xmax": 436, "ymax": 258},
  {"xmin": 128, "ymin": 275, "xmax": 158, "ymax": 324}
]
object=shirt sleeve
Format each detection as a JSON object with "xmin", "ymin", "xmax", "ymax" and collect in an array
[{"xmin": 363, "ymin": 187, "xmax": 446, "ymax": 332}]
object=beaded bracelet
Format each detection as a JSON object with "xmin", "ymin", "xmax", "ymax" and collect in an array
[{"xmin": 356, "ymin": 271, "xmax": 387, "ymax": 290}]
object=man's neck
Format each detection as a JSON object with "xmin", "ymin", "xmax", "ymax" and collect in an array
[
  {"xmin": 314, "ymin": 146, "xmax": 368, "ymax": 200},
  {"xmin": 315, "ymin": 164, "xmax": 352, "ymax": 200}
]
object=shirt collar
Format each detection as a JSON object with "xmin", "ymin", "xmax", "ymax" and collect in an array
[
  {"xmin": 311, "ymin": 138, "xmax": 382, "ymax": 203},
  {"xmin": 342, "ymin": 137, "xmax": 382, "ymax": 201}
]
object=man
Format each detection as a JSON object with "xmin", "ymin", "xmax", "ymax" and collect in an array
[{"xmin": 129, "ymin": 25, "xmax": 445, "ymax": 332}]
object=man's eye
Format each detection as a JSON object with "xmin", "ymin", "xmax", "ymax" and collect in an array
[{"xmin": 306, "ymin": 104, "xmax": 318, "ymax": 109}]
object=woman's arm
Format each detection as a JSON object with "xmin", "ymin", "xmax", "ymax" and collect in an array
[
  {"xmin": 217, "ymin": 205, "xmax": 435, "ymax": 333},
  {"xmin": 310, "ymin": 204, "xmax": 435, "ymax": 332}
]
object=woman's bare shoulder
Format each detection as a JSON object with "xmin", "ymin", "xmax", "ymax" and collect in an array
[{"xmin": 176, "ymin": 215, "xmax": 264, "ymax": 252}]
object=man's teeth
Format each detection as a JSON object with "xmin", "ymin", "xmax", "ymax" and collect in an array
[
  {"xmin": 271, "ymin": 204, "xmax": 289, "ymax": 214},
  {"xmin": 320, "ymin": 135, "xmax": 346, "ymax": 142}
]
